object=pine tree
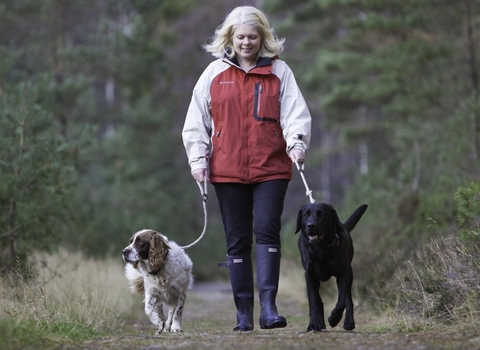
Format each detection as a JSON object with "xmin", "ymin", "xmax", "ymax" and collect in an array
[{"xmin": 0, "ymin": 83, "xmax": 74, "ymax": 267}]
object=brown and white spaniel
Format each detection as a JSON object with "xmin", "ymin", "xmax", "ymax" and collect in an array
[{"xmin": 122, "ymin": 229, "xmax": 193, "ymax": 335}]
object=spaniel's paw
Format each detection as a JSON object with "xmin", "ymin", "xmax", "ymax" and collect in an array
[
  {"xmin": 154, "ymin": 327, "xmax": 165, "ymax": 336},
  {"xmin": 170, "ymin": 326, "xmax": 183, "ymax": 333}
]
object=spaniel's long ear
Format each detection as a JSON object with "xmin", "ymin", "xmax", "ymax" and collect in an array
[
  {"xmin": 149, "ymin": 233, "xmax": 170, "ymax": 272},
  {"xmin": 295, "ymin": 205, "xmax": 305, "ymax": 234}
]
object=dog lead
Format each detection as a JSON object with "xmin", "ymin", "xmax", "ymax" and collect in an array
[{"xmin": 295, "ymin": 161, "xmax": 315, "ymax": 203}]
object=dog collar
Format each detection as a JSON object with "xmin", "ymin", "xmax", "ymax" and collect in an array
[
  {"xmin": 147, "ymin": 267, "xmax": 162, "ymax": 276},
  {"xmin": 329, "ymin": 233, "xmax": 340, "ymax": 247}
]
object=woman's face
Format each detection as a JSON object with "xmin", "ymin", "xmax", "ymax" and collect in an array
[{"xmin": 232, "ymin": 24, "xmax": 261, "ymax": 65}]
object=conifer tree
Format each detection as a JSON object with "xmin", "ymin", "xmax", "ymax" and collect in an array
[{"xmin": 0, "ymin": 83, "xmax": 74, "ymax": 267}]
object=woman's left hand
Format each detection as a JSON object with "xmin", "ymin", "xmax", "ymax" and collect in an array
[{"xmin": 289, "ymin": 149, "xmax": 305, "ymax": 163}]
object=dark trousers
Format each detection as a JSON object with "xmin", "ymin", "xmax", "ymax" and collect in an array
[{"xmin": 213, "ymin": 180, "xmax": 289, "ymax": 256}]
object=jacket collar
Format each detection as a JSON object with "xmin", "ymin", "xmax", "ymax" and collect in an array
[{"xmin": 223, "ymin": 55, "xmax": 274, "ymax": 73}]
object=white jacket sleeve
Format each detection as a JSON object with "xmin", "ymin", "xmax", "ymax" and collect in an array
[
  {"xmin": 277, "ymin": 61, "xmax": 312, "ymax": 153},
  {"xmin": 182, "ymin": 66, "xmax": 213, "ymax": 173}
]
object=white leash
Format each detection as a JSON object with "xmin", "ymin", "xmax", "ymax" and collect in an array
[
  {"xmin": 181, "ymin": 180, "xmax": 208, "ymax": 249},
  {"xmin": 295, "ymin": 161, "xmax": 315, "ymax": 203},
  {"xmin": 181, "ymin": 161, "xmax": 313, "ymax": 249}
]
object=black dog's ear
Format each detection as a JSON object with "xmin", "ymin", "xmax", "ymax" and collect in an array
[
  {"xmin": 328, "ymin": 204, "xmax": 344, "ymax": 233},
  {"xmin": 295, "ymin": 206, "xmax": 305, "ymax": 234}
]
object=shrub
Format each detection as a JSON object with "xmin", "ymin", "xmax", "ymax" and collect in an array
[
  {"xmin": 454, "ymin": 181, "xmax": 480, "ymax": 243},
  {"xmin": 384, "ymin": 181, "xmax": 480, "ymax": 330}
]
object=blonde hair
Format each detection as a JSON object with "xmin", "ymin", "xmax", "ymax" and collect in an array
[{"xmin": 204, "ymin": 6, "xmax": 285, "ymax": 59}]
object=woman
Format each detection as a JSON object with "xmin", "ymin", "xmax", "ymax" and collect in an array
[{"xmin": 182, "ymin": 6, "xmax": 311, "ymax": 331}]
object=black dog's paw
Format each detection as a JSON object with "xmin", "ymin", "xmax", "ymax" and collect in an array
[
  {"xmin": 328, "ymin": 308, "xmax": 343, "ymax": 328},
  {"xmin": 306, "ymin": 323, "xmax": 327, "ymax": 332},
  {"xmin": 343, "ymin": 321, "xmax": 355, "ymax": 331}
]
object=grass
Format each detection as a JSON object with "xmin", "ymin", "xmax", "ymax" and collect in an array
[
  {"xmin": 0, "ymin": 250, "xmax": 137, "ymax": 349},
  {"xmin": 382, "ymin": 235, "xmax": 480, "ymax": 331},
  {"xmin": 1, "ymin": 240, "xmax": 480, "ymax": 349},
  {"xmin": 0, "ymin": 250, "xmax": 375, "ymax": 349}
]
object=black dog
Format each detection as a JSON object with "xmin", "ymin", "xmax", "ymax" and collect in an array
[{"xmin": 295, "ymin": 202, "xmax": 368, "ymax": 332}]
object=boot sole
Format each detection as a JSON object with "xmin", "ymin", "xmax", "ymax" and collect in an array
[
  {"xmin": 259, "ymin": 320, "xmax": 287, "ymax": 329},
  {"xmin": 233, "ymin": 324, "xmax": 254, "ymax": 331}
]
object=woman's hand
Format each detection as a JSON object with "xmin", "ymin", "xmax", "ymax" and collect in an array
[
  {"xmin": 289, "ymin": 148, "xmax": 305, "ymax": 164},
  {"xmin": 192, "ymin": 168, "xmax": 208, "ymax": 182}
]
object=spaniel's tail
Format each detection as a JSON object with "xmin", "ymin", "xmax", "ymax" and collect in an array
[{"xmin": 124, "ymin": 263, "xmax": 145, "ymax": 295}]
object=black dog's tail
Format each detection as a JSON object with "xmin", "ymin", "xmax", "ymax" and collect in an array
[{"xmin": 343, "ymin": 204, "xmax": 368, "ymax": 233}]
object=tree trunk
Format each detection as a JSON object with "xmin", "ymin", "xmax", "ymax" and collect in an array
[
  {"xmin": 7, "ymin": 198, "xmax": 16, "ymax": 267},
  {"xmin": 464, "ymin": 1, "xmax": 480, "ymax": 167}
]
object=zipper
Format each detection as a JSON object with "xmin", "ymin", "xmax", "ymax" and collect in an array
[{"xmin": 257, "ymin": 83, "xmax": 262, "ymax": 117}]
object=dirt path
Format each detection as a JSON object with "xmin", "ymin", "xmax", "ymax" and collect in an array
[{"xmin": 82, "ymin": 281, "xmax": 480, "ymax": 350}]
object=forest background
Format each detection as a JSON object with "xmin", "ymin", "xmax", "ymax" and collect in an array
[{"xmin": 1, "ymin": 0, "xmax": 480, "ymax": 307}]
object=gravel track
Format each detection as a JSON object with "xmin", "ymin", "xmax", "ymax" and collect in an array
[{"xmin": 79, "ymin": 281, "xmax": 480, "ymax": 350}]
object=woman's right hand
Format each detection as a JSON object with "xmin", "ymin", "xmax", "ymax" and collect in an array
[
  {"xmin": 288, "ymin": 148, "xmax": 305, "ymax": 164},
  {"xmin": 192, "ymin": 168, "xmax": 207, "ymax": 182}
]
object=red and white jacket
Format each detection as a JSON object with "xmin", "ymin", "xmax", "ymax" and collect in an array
[{"xmin": 182, "ymin": 56, "xmax": 311, "ymax": 184}]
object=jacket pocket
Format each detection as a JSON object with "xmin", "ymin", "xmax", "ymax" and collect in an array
[
  {"xmin": 271, "ymin": 125, "xmax": 285, "ymax": 148},
  {"xmin": 253, "ymin": 82, "xmax": 278, "ymax": 123}
]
